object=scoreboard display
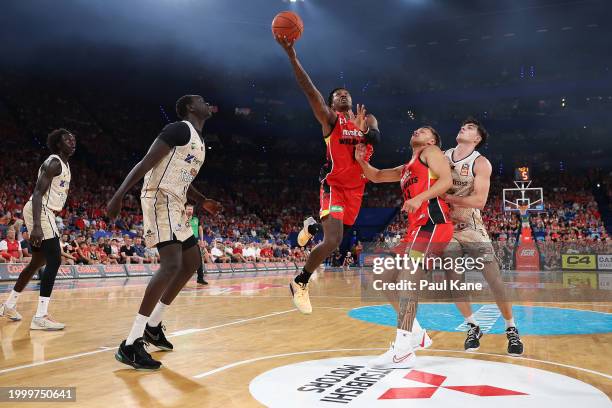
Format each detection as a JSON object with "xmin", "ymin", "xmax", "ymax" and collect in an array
[{"xmin": 515, "ymin": 166, "xmax": 531, "ymax": 182}]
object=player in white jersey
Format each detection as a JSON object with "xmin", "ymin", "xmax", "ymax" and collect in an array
[
  {"xmin": 443, "ymin": 118, "xmax": 524, "ymax": 356},
  {"xmin": 107, "ymin": 95, "xmax": 222, "ymax": 370},
  {"xmin": 0, "ymin": 129, "xmax": 75, "ymax": 330}
]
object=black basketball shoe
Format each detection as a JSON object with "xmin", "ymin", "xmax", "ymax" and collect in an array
[
  {"xmin": 115, "ymin": 338, "xmax": 161, "ymax": 370},
  {"xmin": 506, "ymin": 327, "xmax": 524, "ymax": 356},
  {"xmin": 144, "ymin": 322, "xmax": 174, "ymax": 351},
  {"xmin": 464, "ymin": 323, "xmax": 483, "ymax": 351},
  {"xmin": 197, "ymin": 278, "xmax": 209, "ymax": 285}
]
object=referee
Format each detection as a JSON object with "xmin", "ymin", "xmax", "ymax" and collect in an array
[{"xmin": 186, "ymin": 204, "xmax": 208, "ymax": 285}]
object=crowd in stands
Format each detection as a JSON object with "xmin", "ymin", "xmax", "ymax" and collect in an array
[{"xmin": 0, "ymin": 73, "xmax": 610, "ymax": 272}]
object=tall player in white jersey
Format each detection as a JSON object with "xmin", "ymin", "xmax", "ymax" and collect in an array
[
  {"xmin": 107, "ymin": 95, "xmax": 222, "ymax": 370},
  {"xmin": 443, "ymin": 118, "xmax": 524, "ymax": 356},
  {"xmin": 0, "ymin": 129, "xmax": 75, "ymax": 330}
]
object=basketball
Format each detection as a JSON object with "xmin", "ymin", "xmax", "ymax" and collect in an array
[{"xmin": 271, "ymin": 11, "xmax": 303, "ymax": 41}]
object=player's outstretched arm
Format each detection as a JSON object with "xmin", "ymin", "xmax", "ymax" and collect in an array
[
  {"xmin": 355, "ymin": 144, "xmax": 402, "ymax": 183},
  {"xmin": 445, "ymin": 156, "xmax": 491, "ymax": 210},
  {"xmin": 106, "ymin": 139, "xmax": 173, "ymax": 219},
  {"xmin": 402, "ymin": 146, "xmax": 452, "ymax": 213},
  {"xmin": 275, "ymin": 36, "xmax": 336, "ymax": 130},
  {"xmin": 30, "ymin": 158, "xmax": 62, "ymax": 247}
]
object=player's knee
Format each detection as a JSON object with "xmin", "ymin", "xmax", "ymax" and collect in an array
[{"xmin": 324, "ymin": 233, "xmax": 342, "ymax": 249}]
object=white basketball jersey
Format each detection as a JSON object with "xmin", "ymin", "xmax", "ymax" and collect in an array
[
  {"xmin": 444, "ymin": 148, "xmax": 486, "ymax": 229},
  {"xmin": 30, "ymin": 154, "xmax": 71, "ymax": 212},
  {"xmin": 141, "ymin": 121, "xmax": 205, "ymax": 204}
]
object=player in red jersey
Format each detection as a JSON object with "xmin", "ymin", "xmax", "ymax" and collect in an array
[
  {"xmin": 356, "ymin": 126, "xmax": 453, "ymax": 369},
  {"xmin": 276, "ymin": 36, "xmax": 381, "ymax": 314}
]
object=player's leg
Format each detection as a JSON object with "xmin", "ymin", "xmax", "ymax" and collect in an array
[
  {"xmin": 369, "ymin": 253, "xmax": 424, "ymax": 369},
  {"xmin": 30, "ymin": 237, "xmax": 65, "ymax": 330},
  {"xmin": 376, "ymin": 255, "xmax": 431, "ymax": 350},
  {"xmin": 370, "ymin": 223, "xmax": 452, "ymax": 368},
  {"xmin": 0, "ymin": 248, "xmax": 46, "ymax": 321},
  {"xmin": 143, "ymin": 237, "xmax": 201, "ymax": 351},
  {"xmin": 195, "ymin": 245, "xmax": 208, "ymax": 285},
  {"xmin": 290, "ymin": 215, "xmax": 343, "ymax": 314},
  {"xmin": 478, "ymin": 243, "xmax": 523, "ymax": 355},
  {"xmin": 115, "ymin": 241, "xmax": 182, "ymax": 370}
]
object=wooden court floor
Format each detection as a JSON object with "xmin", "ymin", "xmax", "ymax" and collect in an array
[{"xmin": 0, "ymin": 270, "xmax": 610, "ymax": 407}]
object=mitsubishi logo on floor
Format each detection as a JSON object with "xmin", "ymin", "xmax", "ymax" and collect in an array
[
  {"xmin": 379, "ymin": 369, "xmax": 527, "ymax": 399},
  {"xmin": 249, "ymin": 356, "xmax": 610, "ymax": 407}
]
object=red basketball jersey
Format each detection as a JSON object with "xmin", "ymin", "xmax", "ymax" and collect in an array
[
  {"xmin": 320, "ymin": 113, "xmax": 373, "ymax": 189},
  {"xmin": 400, "ymin": 155, "xmax": 450, "ymax": 227}
]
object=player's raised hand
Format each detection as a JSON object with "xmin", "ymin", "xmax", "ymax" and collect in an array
[
  {"xmin": 275, "ymin": 35, "xmax": 296, "ymax": 59},
  {"xmin": 355, "ymin": 104, "xmax": 368, "ymax": 132},
  {"xmin": 355, "ymin": 143, "xmax": 368, "ymax": 163}
]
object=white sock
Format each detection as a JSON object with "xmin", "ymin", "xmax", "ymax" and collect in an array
[
  {"xmin": 5, "ymin": 290, "xmax": 21, "ymax": 308},
  {"xmin": 395, "ymin": 329, "xmax": 412, "ymax": 349},
  {"xmin": 35, "ymin": 296, "xmax": 50, "ymax": 318},
  {"xmin": 148, "ymin": 301, "xmax": 168, "ymax": 327},
  {"xmin": 412, "ymin": 318, "xmax": 423, "ymax": 332},
  {"xmin": 465, "ymin": 315, "xmax": 478, "ymax": 326},
  {"xmin": 126, "ymin": 314, "xmax": 149, "ymax": 346},
  {"xmin": 505, "ymin": 318, "xmax": 516, "ymax": 329}
]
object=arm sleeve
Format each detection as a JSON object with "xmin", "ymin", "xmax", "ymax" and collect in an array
[{"xmin": 157, "ymin": 122, "xmax": 191, "ymax": 147}]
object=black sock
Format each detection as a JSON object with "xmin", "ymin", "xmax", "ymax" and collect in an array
[
  {"xmin": 294, "ymin": 268, "xmax": 312, "ymax": 284},
  {"xmin": 307, "ymin": 223, "xmax": 322, "ymax": 236}
]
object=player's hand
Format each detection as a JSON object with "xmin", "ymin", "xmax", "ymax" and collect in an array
[
  {"xmin": 202, "ymin": 199, "xmax": 223, "ymax": 215},
  {"xmin": 30, "ymin": 225, "xmax": 44, "ymax": 248},
  {"xmin": 106, "ymin": 196, "xmax": 122, "ymax": 219},
  {"xmin": 275, "ymin": 35, "xmax": 296, "ymax": 59},
  {"xmin": 355, "ymin": 143, "xmax": 367, "ymax": 163},
  {"xmin": 402, "ymin": 197, "xmax": 424, "ymax": 214},
  {"xmin": 355, "ymin": 104, "xmax": 368, "ymax": 132}
]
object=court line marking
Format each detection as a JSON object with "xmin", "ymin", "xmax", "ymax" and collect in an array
[
  {"xmin": 193, "ymin": 348, "xmax": 387, "ymax": 379},
  {"xmin": 0, "ymin": 309, "xmax": 296, "ymax": 376},
  {"xmin": 192, "ymin": 347, "xmax": 612, "ymax": 380},
  {"xmin": 351, "ymin": 303, "xmax": 612, "ymax": 315}
]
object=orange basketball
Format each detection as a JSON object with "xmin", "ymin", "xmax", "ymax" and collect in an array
[{"xmin": 271, "ymin": 11, "xmax": 303, "ymax": 41}]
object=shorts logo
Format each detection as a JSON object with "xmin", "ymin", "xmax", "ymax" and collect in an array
[
  {"xmin": 330, "ymin": 205, "xmax": 344, "ymax": 213},
  {"xmin": 460, "ymin": 163, "xmax": 470, "ymax": 176}
]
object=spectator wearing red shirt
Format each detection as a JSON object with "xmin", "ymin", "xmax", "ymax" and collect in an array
[{"xmin": 0, "ymin": 229, "xmax": 22, "ymax": 262}]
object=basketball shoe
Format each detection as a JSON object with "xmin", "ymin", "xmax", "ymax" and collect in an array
[
  {"xmin": 0, "ymin": 303, "xmax": 22, "ymax": 321},
  {"xmin": 144, "ymin": 322, "xmax": 174, "ymax": 351},
  {"xmin": 297, "ymin": 217, "xmax": 317, "ymax": 247},
  {"xmin": 289, "ymin": 280, "xmax": 312, "ymax": 314},
  {"xmin": 115, "ymin": 338, "xmax": 161, "ymax": 370},
  {"xmin": 369, "ymin": 341, "xmax": 416, "ymax": 369},
  {"xmin": 412, "ymin": 330, "xmax": 432, "ymax": 350},
  {"xmin": 464, "ymin": 323, "xmax": 483, "ymax": 351},
  {"xmin": 30, "ymin": 315, "xmax": 65, "ymax": 330},
  {"xmin": 506, "ymin": 327, "xmax": 524, "ymax": 356}
]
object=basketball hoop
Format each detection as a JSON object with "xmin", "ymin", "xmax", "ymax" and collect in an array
[{"xmin": 518, "ymin": 204, "xmax": 529, "ymax": 216}]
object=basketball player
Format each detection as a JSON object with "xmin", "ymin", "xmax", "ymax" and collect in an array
[
  {"xmin": 443, "ymin": 118, "xmax": 524, "ymax": 356},
  {"xmin": 0, "ymin": 129, "xmax": 75, "ymax": 330},
  {"xmin": 185, "ymin": 204, "xmax": 208, "ymax": 285},
  {"xmin": 355, "ymin": 127, "xmax": 453, "ymax": 368},
  {"xmin": 276, "ymin": 36, "xmax": 380, "ymax": 314},
  {"xmin": 107, "ymin": 95, "xmax": 222, "ymax": 370}
]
